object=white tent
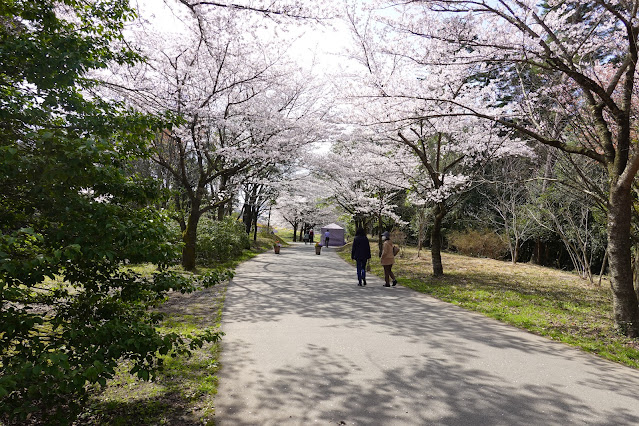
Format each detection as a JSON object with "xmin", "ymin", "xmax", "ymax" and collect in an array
[{"xmin": 320, "ymin": 223, "xmax": 345, "ymax": 247}]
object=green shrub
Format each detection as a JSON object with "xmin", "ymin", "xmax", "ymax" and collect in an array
[
  {"xmin": 196, "ymin": 216, "xmax": 250, "ymax": 264},
  {"xmin": 449, "ymin": 229, "xmax": 509, "ymax": 260}
]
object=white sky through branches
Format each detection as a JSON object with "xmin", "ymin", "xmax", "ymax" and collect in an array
[{"xmin": 131, "ymin": 0, "xmax": 354, "ymax": 75}]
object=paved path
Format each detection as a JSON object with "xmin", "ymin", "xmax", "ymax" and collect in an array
[{"xmin": 214, "ymin": 243, "xmax": 639, "ymax": 425}]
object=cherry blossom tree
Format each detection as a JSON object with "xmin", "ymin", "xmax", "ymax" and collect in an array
[
  {"xmin": 311, "ymin": 138, "xmax": 406, "ymax": 244},
  {"xmin": 362, "ymin": 0, "xmax": 639, "ymax": 335},
  {"xmin": 274, "ymin": 175, "xmax": 332, "ymax": 241},
  {"xmin": 341, "ymin": 3, "xmax": 533, "ymax": 275},
  {"xmin": 393, "ymin": 117, "xmax": 533, "ymax": 274},
  {"xmin": 105, "ymin": 2, "xmax": 330, "ymax": 269},
  {"xmin": 239, "ymin": 166, "xmax": 284, "ymax": 240}
]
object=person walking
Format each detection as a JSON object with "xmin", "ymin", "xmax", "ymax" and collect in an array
[
  {"xmin": 351, "ymin": 227, "xmax": 371, "ymax": 286},
  {"xmin": 309, "ymin": 229, "xmax": 314, "ymax": 243},
  {"xmin": 324, "ymin": 230, "xmax": 330, "ymax": 247},
  {"xmin": 380, "ymin": 231, "xmax": 398, "ymax": 287}
]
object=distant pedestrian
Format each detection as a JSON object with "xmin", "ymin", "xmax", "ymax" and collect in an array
[
  {"xmin": 303, "ymin": 231, "xmax": 309, "ymax": 244},
  {"xmin": 309, "ymin": 229, "xmax": 314, "ymax": 243},
  {"xmin": 324, "ymin": 230, "xmax": 330, "ymax": 247},
  {"xmin": 351, "ymin": 227, "xmax": 371, "ymax": 286},
  {"xmin": 380, "ymin": 231, "xmax": 398, "ymax": 287}
]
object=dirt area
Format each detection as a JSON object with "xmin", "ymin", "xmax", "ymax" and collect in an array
[
  {"xmin": 77, "ymin": 280, "xmax": 230, "ymax": 425},
  {"xmin": 157, "ymin": 283, "xmax": 228, "ymax": 325}
]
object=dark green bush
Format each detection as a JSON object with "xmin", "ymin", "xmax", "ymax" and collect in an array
[{"xmin": 196, "ymin": 216, "xmax": 250, "ymax": 264}]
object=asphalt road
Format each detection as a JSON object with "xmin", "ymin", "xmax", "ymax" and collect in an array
[{"xmin": 214, "ymin": 242, "xmax": 639, "ymax": 425}]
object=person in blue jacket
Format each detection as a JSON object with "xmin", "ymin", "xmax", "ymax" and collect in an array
[{"xmin": 351, "ymin": 227, "xmax": 372, "ymax": 286}]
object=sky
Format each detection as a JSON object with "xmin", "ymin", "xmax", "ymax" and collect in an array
[
  {"xmin": 127, "ymin": 0, "xmax": 353, "ymax": 209},
  {"xmin": 131, "ymin": 0, "xmax": 354, "ymax": 75},
  {"xmin": 129, "ymin": 0, "xmax": 356, "ymax": 157},
  {"xmin": 132, "ymin": 0, "xmax": 187, "ymax": 31}
]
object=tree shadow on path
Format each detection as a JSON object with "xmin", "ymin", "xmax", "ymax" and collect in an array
[{"xmin": 215, "ymin": 244, "xmax": 639, "ymax": 425}]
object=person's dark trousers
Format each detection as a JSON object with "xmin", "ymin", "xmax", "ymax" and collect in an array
[
  {"xmin": 383, "ymin": 265, "xmax": 396, "ymax": 285},
  {"xmin": 325, "ymin": 238, "xmax": 329, "ymax": 247},
  {"xmin": 356, "ymin": 259, "xmax": 367, "ymax": 284}
]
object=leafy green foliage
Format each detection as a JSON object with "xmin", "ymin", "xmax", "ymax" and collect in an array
[
  {"xmin": 0, "ymin": 1, "xmax": 231, "ymax": 424},
  {"xmin": 78, "ymin": 268, "xmax": 230, "ymax": 425},
  {"xmin": 196, "ymin": 216, "xmax": 251, "ymax": 265}
]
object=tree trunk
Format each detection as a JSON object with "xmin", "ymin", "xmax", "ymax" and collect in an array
[
  {"xmin": 253, "ymin": 208, "xmax": 258, "ymax": 241},
  {"xmin": 242, "ymin": 202, "xmax": 253, "ymax": 235},
  {"xmin": 532, "ymin": 150, "xmax": 556, "ymax": 265},
  {"xmin": 530, "ymin": 238, "xmax": 542, "ymax": 265},
  {"xmin": 607, "ymin": 183, "xmax": 639, "ymax": 336},
  {"xmin": 182, "ymin": 207, "xmax": 201, "ymax": 271},
  {"xmin": 507, "ymin": 228, "xmax": 516, "ymax": 264},
  {"xmin": 378, "ymin": 210, "xmax": 383, "ymax": 257},
  {"xmin": 634, "ymin": 248, "xmax": 639, "ymax": 293},
  {"xmin": 431, "ymin": 203, "xmax": 446, "ymax": 276}
]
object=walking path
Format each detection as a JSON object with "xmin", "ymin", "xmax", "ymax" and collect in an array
[{"xmin": 214, "ymin": 243, "xmax": 639, "ymax": 425}]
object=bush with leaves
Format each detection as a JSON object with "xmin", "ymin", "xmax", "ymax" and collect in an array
[
  {"xmin": 0, "ymin": 1, "xmax": 231, "ymax": 424},
  {"xmin": 196, "ymin": 216, "xmax": 251, "ymax": 265},
  {"xmin": 449, "ymin": 229, "xmax": 509, "ymax": 260}
]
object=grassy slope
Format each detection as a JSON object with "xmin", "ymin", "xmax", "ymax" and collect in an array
[{"xmin": 337, "ymin": 242, "xmax": 639, "ymax": 369}]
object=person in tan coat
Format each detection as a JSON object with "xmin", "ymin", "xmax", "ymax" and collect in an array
[{"xmin": 380, "ymin": 231, "xmax": 398, "ymax": 287}]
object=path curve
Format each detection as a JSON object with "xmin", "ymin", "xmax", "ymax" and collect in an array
[{"xmin": 214, "ymin": 242, "xmax": 639, "ymax": 425}]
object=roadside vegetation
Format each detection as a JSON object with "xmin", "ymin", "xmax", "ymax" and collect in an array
[
  {"xmin": 75, "ymin": 229, "xmax": 280, "ymax": 425},
  {"xmin": 75, "ymin": 232, "xmax": 639, "ymax": 424},
  {"xmin": 7, "ymin": 0, "xmax": 639, "ymax": 423},
  {"xmin": 337, "ymin": 243, "xmax": 639, "ymax": 369},
  {"xmin": 77, "ymin": 266, "xmax": 226, "ymax": 426}
]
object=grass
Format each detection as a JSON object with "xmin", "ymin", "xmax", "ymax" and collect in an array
[
  {"xmin": 337, "ymin": 242, "xmax": 639, "ymax": 369},
  {"xmin": 270, "ymin": 226, "xmax": 295, "ymax": 242},
  {"xmin": 78, "ymin": 232, "xmax": 639, "ymax": 424},
  {"xmin": 77, "ymin": 233, "xmax": 278, "ymax": 425},
  {"xmin": 77, "ymin": 269, "xmax": 227, "ymax": 426}
]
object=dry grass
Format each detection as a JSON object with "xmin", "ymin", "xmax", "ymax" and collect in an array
[{"xmin": 339, "ymin": 244, "xmax": 639, "ymax": 369}]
